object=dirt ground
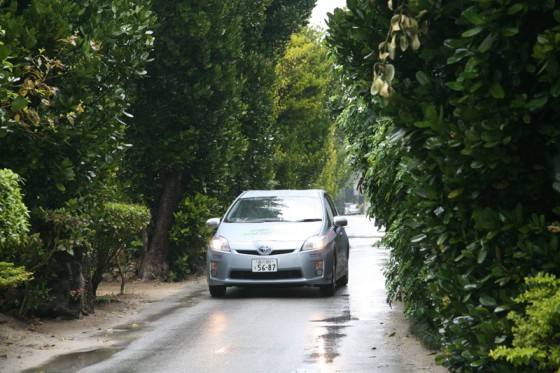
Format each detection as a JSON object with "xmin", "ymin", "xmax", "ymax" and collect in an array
[{"xmin": 0, "ymin": 278, "xmax": 201, "ymax": 373}]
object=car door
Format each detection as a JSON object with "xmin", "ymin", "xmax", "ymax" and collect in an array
[{"xmin": 325, "ymin": 194, "xmax": 349, "ymax": 277}]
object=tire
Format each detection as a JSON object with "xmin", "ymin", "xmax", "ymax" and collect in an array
[
  {"xmin": 209, "ymin": 285, "xmax": 226, "ymax": 297},
  {"xmin": 337, "ymin": 251, "xmax": 350, "ymax": 287},
  {"xmin": 319, "ymin": 260, "xmax": 336, "ymax": 297},
  {"xmin": 337, "ymin": 270, "xmax": 348, "ymax": 287}
]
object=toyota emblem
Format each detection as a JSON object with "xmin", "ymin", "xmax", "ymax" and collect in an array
[{"xmin": 258, "ymin": 245, "xmax": 272, "ymax": 256}]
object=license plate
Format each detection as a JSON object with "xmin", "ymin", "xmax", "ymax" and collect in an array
[{"xmin": 252, "ymin": 258, "xmax": 278, "ymax": 272}]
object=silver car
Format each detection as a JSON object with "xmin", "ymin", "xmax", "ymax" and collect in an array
[{"xmin": 206, "ymin": 189, "xmax": 349, "ymax": 297}]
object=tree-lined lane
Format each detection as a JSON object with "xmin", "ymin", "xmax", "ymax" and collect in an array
[{"xmin": 35, "ymin": 215, "xmax": 444, "ymax": 373}]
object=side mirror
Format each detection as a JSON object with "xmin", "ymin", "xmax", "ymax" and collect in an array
[
  {"xmin": 334, "ymin": 216, "xmax": 347, "ymax": 227},
  {"xmin": 206, "ymin": 218, "xmax": 221, "ymax": 229}
]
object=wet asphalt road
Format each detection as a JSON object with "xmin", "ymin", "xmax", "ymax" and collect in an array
[{"xmin": 31, "ymin": 215, "xmax": 444, "ymax": 373}]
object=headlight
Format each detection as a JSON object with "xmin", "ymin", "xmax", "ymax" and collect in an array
[
  {"xmin": 301, "ymin": 235, "xmax": 327, "ymax": 251},
  {"xmin": 209, "ymin": 236, "xmax": 230, "ymax": 252}
]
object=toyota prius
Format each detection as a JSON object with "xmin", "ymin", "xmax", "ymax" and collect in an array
[{"xmin": 205, "ymin": 189, "xmax": 349, "ymax": 297}]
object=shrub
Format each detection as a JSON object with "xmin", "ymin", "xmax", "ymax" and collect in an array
[
  {"xmin": 90, "ymin": 202, "xmax": 150, "ymax": 295},
  {"xmin": 0, "ymin": 169, "xmax": 33, "ymax": 288},
  {"xmin": 0, "ymin": 169, "xmax": 29, "ymax": 250},
  {"xmin": 168, "ymin": 193, "xmax": 221, "ymax": 279},
  {"xmin": 490, "ymin": 273, "xmax": 560, "ymax": 372}
]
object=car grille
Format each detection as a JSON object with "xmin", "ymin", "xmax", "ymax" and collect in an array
[
  {"xmin": 235, "ymin": 249, "xmax": 296, "ymax": 255},
  {"xmin": 230, "ymin": 270, "xmax": 303, "ymax": 280}
]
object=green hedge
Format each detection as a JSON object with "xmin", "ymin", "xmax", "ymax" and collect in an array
[
  {"xmin": 326, "ymin": 1, "xmax": 560, "ymax": 371},
  {"xmin": 0, "ymin": 169, "xmax": 32, "ymax": 288},
  {"xmin": 90, "ymin": 202, "xmax": 150, "ymax": 294},
  {"xmin": 491, "ymin": 273, "xmax": 560, "ymax": 371}
]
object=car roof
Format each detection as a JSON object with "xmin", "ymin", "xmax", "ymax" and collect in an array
[{"xmin": 239, "ymin": 189, "xmax": 325, "ymax": 198}]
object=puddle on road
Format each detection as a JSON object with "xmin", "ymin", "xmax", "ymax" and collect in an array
[
  {"xmin": 24, "ymin": 289, "xmax": 205, "ymax": 373},
  {"xmin": 305, "ymin": 308, "xmax": 353, "ymax": 366},
  {"xmin": 23, "ymin": 346, "xmax": 125, "ymax": 373},
  {"xmin": 305, "ymin": 325, "xmax": 347, "ymax": 365}
]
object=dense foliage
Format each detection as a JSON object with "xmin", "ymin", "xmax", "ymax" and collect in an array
[
  {"xmin": 123, "ymin": 0, "xmax": 316, "ymax": 280},
  {"xmin": 0, "ymin": 169, "xmax": 29, "ymax": 250},
  {"xmin": 274, "ymin": 27, "xmax": 333, "ymax": 188},
  {"xmin": 168, "ymin": 193, "xmax": 220, "ymax": 279},
  {"xmin": 0, "ymin": 0, "xmax": 155, "ymax": 316},
  {"xmin": 90, "ymin": 202, "xmax": 151, "ymax": 295},
  {"xmin": 327, "ymin": 0, "xmax": 560, "ymax": 371},
  {"xmin": 272, "ymin": 25, "xmax": 351, "ymax": 199},
  {"xmin": 490, "ymin": 273, "xmax": 560, "ymax": 371},
  {"xmin": 0, "ymin": 169, "xmax": 32, "ymax": 288},
  {"xmin": 0, "ymin": 0, "xmax": 155, "ymax": 208}
]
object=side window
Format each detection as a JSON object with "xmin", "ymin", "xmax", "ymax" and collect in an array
[
  {"xmin": 325, "ymin": 194, "xmax": 338, "ymax": 217},
  {"xmin": 324, "ymin": 195, "xmax": 335, "ymax": 226}
]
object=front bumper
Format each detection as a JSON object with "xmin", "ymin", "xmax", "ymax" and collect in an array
[{"xmin": 206, "ymin": 249, "xmax": 334, "ymax": 287}]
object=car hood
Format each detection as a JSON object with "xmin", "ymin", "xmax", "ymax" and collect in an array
[{"xmin": 217, "ymin": 221, "xmax": 322, "ymax": 244}]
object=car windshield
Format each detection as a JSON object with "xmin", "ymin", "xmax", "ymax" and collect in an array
[{"xmin": 224, "ymin": 196, "xmax": 323, "ymax": 223}]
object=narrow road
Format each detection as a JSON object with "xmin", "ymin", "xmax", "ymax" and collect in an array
[{"xmin": 31, "ymin": 215, "xmax": 445, "ymax": 372}]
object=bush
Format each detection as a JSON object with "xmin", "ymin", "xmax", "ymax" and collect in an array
[
  {"xmin": 90, "ymin": 202, "xmax": 150, "ymax": 294},
  {"xmin": 168, "ymin": 193, "xmax": 221, "ymax": 279},
  {"xmin": 490, "ymin": 273, "xmax": 560, "ymax": 372},
  {"xmin": 0, "ymin": 169, "xmax": 29, "ymax": 250},
  {"xmin": 0, "ymin": 169, "xmax": 33, "ymax": 288}
]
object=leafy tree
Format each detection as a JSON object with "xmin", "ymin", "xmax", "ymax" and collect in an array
[
  {"xmin": 123, "ymin": 0, "xmax": 247, "ymax": 279},
  {"xmin": 274, "ymin": 27, "xmax": 333, "ymax": 189},
  {"xmin": 327, "ymin": 0, "xmax": 560, "ymax": 371},
  {"xmin": 0, "ymin": 0, "xmax": 155, "ymax": 316},
  {"xmin": 0, "ymin": 0, "xmax": 155, "ymax": 208},
  {"xmin": 124, "ymin": 0, "xmax": 316, "ymax": 279},
  {"xmin": 228, "ymin": 0, "xmax": 315, "ymax": 193}
]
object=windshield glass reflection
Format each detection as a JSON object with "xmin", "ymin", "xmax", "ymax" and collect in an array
[{"xmin": 224, "ymin": 196, "xmax": 323, "ymax": 223}]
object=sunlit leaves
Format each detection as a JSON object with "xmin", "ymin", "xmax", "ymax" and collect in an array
[{"xmin": 274, "ymin": 27, "xmax": 332, "ymax": 189}]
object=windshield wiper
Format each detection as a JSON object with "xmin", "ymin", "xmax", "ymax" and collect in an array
[{"xmin": 293, "ymin": 218, "xmax": 322, "ymax": 222}]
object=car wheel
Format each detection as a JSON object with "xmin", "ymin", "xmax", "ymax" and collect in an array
[
  {"xmin": 337, "ymin": 251, "xmax": 349, "ymax": 287},
  {"xmin": 319, "ymin": 260, "xmax": 336, "ymax": 297},
  {"xmin": 209, "ymin": 285, "xmax": 226, "ymax": 297},
  {"xmin": 337, "ymin": 268, "xmax": 348, "ymax": 287}
]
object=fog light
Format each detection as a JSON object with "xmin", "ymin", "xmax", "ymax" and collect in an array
[
  {"xmin": 211, "ymin": 261, "xmax": 218, "ymax": 277},
  {"xmin": 315, "ymin": 260, "xmax": 324, "ymax": 276}
]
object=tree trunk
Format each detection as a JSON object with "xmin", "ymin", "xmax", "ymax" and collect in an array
[
  {"xmin": 140, "ymin": 171, "xmax": 183, "ymax": 280},
  {"xmin": 30, "ymin": 249, "xmax": 91, "ymax": 319}
]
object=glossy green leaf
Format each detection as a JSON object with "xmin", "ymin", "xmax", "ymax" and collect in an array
[
  {"xmin": 411, "ymin": 233, "xmax": 427, "ymax": 243},
  {"xmin": 462, "ymin": 27, "xmax": 484, "ymax": 38},
  {"xmin": 416, "ymin": 71, "xmax": 430, "ymax": 85},
  {"xmin": 489, "ymin": 83, "xmax": 505, "ymax": 99},
  {"xmin": 446, "ymin": 81, "xmax": 464, "ymax": 91},
  {"xmin": 462, "ymin": 10, "xmax": 486, "ymax": 25},
  {"xmin": 448, "ymin": 188, "xmax": 464, "ymax": 199},
  {"xmin": 479, "ymin": 294, "xmax": 497, "ymax": 307},
  {"xmin": 11, "ymin": 95, "xmax": 28, "ymax": 112},
  {"xmin": 501, "ymin": 27, "xmax": 519, "ymax": 37},
  {"xmin": 507, "ymin": 3, "xmax": 525, "ymax": 15},
  {"xmin": 477, "ymin": 247, "xmax": 488, "ymax": 263},
  {"xmin": 478, "ymin": 34, "xmax": 495, "ymax": 53},
  {"xmin": 0, "ymin": 45, "xmax": 12, "ymax": 61}
]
